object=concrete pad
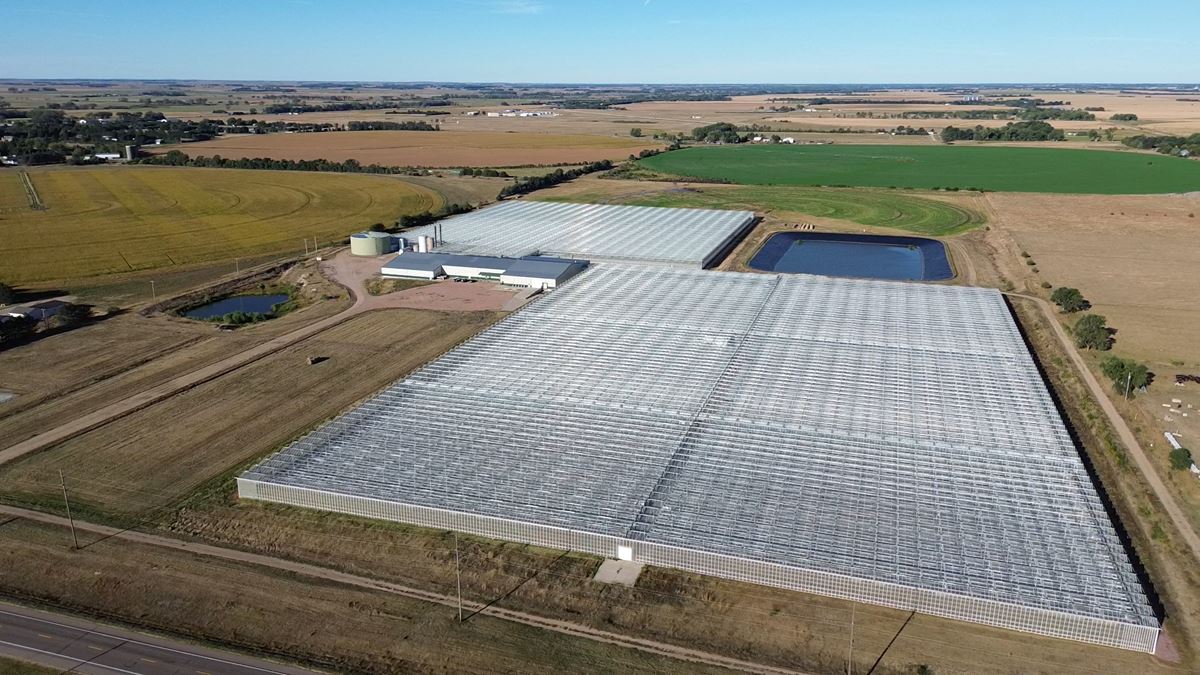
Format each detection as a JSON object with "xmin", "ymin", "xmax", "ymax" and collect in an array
[{"xmin": 594, "ymin": 558, "xmax": 644, "ymax": 587}]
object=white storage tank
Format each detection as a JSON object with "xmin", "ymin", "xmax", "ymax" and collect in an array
[{"xmin": 350, "ymin": 231, "xmax": 396, "ymax": 256}]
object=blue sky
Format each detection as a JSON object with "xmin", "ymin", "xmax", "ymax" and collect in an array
[{"xmin": 7, "ymin": 0, "xmax": 1199, "ymax": 83}]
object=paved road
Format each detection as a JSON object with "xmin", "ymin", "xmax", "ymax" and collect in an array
[
  {"xmin": 0, "ymin": 600, "xmax": 319, "ymax": 675},
  {"xmin": 0, "ymin": 505, "xmax": 798, "ymax": 675}
]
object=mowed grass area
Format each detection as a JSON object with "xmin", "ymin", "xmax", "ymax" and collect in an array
[
  {"xmin": 541, "ymin": 184, "xmax": 984, "ymax": 236},
  {"xmin": 0, "ymin": 166, "xmax": 440, "ymax": 285},
  {"xmin": 638, "ymin": 145, "xmax": 1200, "ymax": 194}
]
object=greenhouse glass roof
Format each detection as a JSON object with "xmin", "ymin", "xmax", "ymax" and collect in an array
[
  {"xmin": 404, "ymin": 200, "xmax": 755, "ymax": 267},
  {"xmin": 240, "ymin": 266, "xmax": 1158, "ymax": 652}
]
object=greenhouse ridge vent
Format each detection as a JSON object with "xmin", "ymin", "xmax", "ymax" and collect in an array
[{"xmin": 239, "ymin": 265, "xmax": 1159, "ymax": 653}]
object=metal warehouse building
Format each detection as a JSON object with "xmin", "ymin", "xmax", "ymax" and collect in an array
[
  {"xmin": 382, "ymin": 253, "xmax": 587, "ymax": 288},
  {"xmin": 239, "ymin": 266, "xmax": 1158, "ymax": 652},
  {"xmin": 402, "ymin": 200, "xmax": 755, "ymax": 268}
]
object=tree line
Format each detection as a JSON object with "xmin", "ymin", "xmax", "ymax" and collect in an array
[
  {"xmin": 136, "ymin": 150, "xmax": 427, "ymax": 175},
  {"xmin": 497, "ymin": 160, "xmax": 613, "ymax": 198},
  {"xmin": 1123, "ymin": 133, "xmax": 1200, "ymax": 157},
  {"xmin": 346, "ymin": 120, "xmax": 439, "ymax": 131},
  {"xmin": 0, "ymin": 108, "xmax": 441, "ymax": 166},
  {"xmin": 941, "ymin": 121, "xmax": 1064, "ymax": 142},
  {"xmin": 691, "ymin": 122, "xmax": 744, "ymax": 144},
  {"xmin": 262, "ymin": 99, "xmax": 454, "ymax": 114},
  {"xmin": 1017, "ymin": 108, "xmax": 1094, "ymax": 121}
]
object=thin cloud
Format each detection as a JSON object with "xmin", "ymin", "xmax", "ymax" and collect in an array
[{"xmin": 490, "ymin": 0, "xmax": 546, "ymax": 14}]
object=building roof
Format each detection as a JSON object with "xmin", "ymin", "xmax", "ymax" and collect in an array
[
  {"xmin": 403, "ymin": 201, "xmax": 755, "ymax": 267},
  {"xmin": 381, "ymin": 252, "xmax": 455, "ymax": 273},
  {"xmin": 242, "ymin": 266, "xmax": 1157, "ymax": 651},
  {"xmin": 501, "ymin": 258, "xmax": 586, "ymax": 279},
  {"xmin": 383, "ymin": 252, "xmax": 585, "ymax": 279}
]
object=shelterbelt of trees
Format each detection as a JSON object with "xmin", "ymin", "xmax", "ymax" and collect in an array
[
  {"xmin": 941, "ymin": 120, "xmax": 1064, "ymax": 142},
  {"xmin": 0, "ymin": 106, "xmax": 438, "ymax": 166},
  {"xmin": 1124, "ymin": 133, "xmax": 1200, "ymax": 157},
  {"xmin": 137, "ymin": 150, "xmax": 430, "ymax": 175}
]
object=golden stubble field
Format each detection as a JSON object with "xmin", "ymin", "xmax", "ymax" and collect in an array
[
  {"xmin": 164, "ymin": 130, "xmax": 661, "ymax": 167},
  {"xmin": 0, "ymin": 166, "xmax": 440, "ymax": 285}
]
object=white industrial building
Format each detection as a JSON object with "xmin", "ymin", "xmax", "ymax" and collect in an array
[
  {"xmin": 381, "ymin": 252, "xmax": 586, "ymax": 289},
  {"xmin": 402, "ymin": 201, "xmax": 755, "ymax": 268},
  {"xmin": 239, "ymin": 266, "xmax": 1159, "ymax": 653}
]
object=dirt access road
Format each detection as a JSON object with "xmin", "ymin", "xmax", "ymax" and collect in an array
[
  {"xmin": 0, "ymin": 250, "xmax": 515, "ymax": 468},
  {"xmin": 0, "ymin": 505, "xmax": 802, "ymax": 675},
  {"xmin": 1015, "ymin": 292, "xmax": 1200, "ymax": 564}
]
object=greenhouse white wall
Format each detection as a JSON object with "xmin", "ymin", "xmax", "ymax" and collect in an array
[
  {"xmin": 402, "ymin": 200, "xmax": 755, "ymax": 268},
  {"xmin": 239, "ymin": 265, "xmax": 1160, "ymax": 653}
]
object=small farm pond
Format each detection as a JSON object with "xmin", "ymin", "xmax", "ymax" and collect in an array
[
  {"xmin": 748, "ymin": 232, "xmax": 952, "ymax": 281},
  {"xmin": 184, "ymin": 294, "xmax": 290, "ymax": 320}
]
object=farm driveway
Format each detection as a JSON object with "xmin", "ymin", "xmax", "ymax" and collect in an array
[{"xmin": 0, "ymin": 250, "xmax": 512, "ymax": 468}]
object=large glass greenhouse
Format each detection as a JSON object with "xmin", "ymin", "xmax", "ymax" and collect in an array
[
  {"xmin": 239, "ymin": 265, "xmax": 1159, "ymax": 652},
  {"xmin": 403, "ymin": 200, "xmax": 755, "ymax": 267}
]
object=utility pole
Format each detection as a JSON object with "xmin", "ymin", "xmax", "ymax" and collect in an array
[
  {"xmin": 303, "ymin": 239, "xmax": 309, "ymax": 255},
  {"xmin": 847, "ymin": 604, "xmax": 855, "ymax": 675},
  {"xmin": 1125, "ymin": 372, "xmax": 1133, "ymax": 400},
  {"xmin": 235, "ymin": 258, "xmax": 240, "ymax": 274},
  {"xmin": 454, "ymin": 531, "xmax": 463, "ymax": 622},
  {"xmin": 59, "ymin": 471, "xmax": 79, "ymax": 550},
  {"xmin": 148, "ymin": 280, "xmax": 157, "ymax": 304}
]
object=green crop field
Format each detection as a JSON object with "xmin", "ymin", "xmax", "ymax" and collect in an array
[
  {"xmin": 0, "ymin": 167, "xmax": 440, "ymax": 284},
  {"xmin": 540, "ymin": 185, "xmax": 984, "ymax": 236},
  {"xmin": 638, "ymin": 145, "xmax": 1200, "ymax": 194}
]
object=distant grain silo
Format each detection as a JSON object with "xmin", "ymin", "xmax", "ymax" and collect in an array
[{"xmin": 350, "ymin": 231, "xmax": 396, "ymax": 256}]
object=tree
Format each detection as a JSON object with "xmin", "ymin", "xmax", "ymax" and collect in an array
[
  {"xmin": 0, "ymin": 316, "xmax": 36, "ymax": 348},
  {"xmin": 52, "ymin": 303, "xmax": 91, "ymax": 328},
  {"xmin": 0, "ymin": 283, "xmax": 14, "ymax": 305},
  {"xmin": 1050, "ymin": 287, "xmax": 1087, "ymax": 312},
  {"xmin": 629, "ymin": 127, "xmax": 643, "ymax": 138},
  {"xmin": 1073, "ymin": 314, "xmax": 1111, "ymax": 350},
  {"xmin": 368, "ymin": 222, "xmax": 386, "ymax": 232},
  {"xmin": 1169, "ymin": 446, "xmax": 1193, "ymax": 471},
  {"xmin": 1100, "ymin": 356, "xmax": 1150, "ymax": 395}
]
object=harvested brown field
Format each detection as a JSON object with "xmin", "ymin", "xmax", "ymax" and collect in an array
[
  {"xmin": 0, "ymin": 309, "xmax": 499, "ymax": 518},
  {"xmin": 396, "ymin": 173, "xmax": 510, "ymax": 206},
  {"xmin": 0, "ymin": 258, "xmax": 352, "ymax": 447},
  {"xmin": 985, "ymin": 191, "xmax": 1200, "ymax": 365},
  {"xmin": 0, "ymin": 519, "xmax": 718, "ymax": 674},
  {"xmin": 161, "ymin": 130, "xmax": 661, "ymax": 167}
]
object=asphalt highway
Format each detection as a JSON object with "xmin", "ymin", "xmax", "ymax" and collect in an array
[{"xmin": 0, "ymin": 600, "xmax": 320, "ymax": 675}]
